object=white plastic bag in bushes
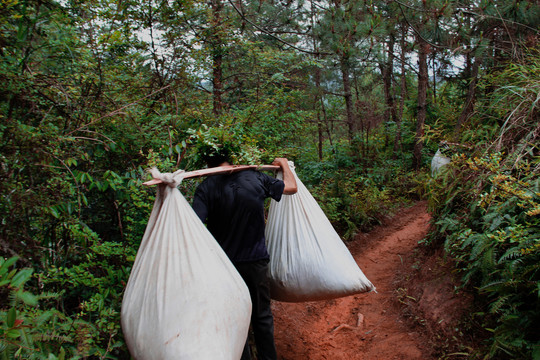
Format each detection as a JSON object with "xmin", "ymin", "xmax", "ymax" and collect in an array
[
  {"xmin": 121, "ymin": 168, "xmax": 251, "ymax": 360},
  {"xmin": 265, "ymin": 163, "xmax": 375, "ymax": 302},
  {"xmin": 431, "ymin": 149, "xmax": 451, "ymax": 176}
]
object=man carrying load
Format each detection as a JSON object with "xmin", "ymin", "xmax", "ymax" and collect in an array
[{"xmin": 192, "ymin": 148, "xmax": 297, "ymax": 360}]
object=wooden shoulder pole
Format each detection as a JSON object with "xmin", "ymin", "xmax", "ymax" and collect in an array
[{"xmin": 142, "ymin": 165, "xmax": 280, "ymax": 186}]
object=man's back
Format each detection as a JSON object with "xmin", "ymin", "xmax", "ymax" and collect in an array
[{"xmin": 192, "ymin": 169, "xmax": 284, "ymax": 263}]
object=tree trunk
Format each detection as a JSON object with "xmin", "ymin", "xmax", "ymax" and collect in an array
[
  {"xmin": 413, "ymin": 37, "xmax": 429, "ymax": 170},
  {"xmin": 318, "ymin": 117, "xmax": 324, "ymax": 160},
  {"xmin": 320, "ymin": 97, "xmax": 335, "ymax": 154},
  {"xmin": 394, "ymin": 22, "xmax": 407, "ymax": 155},
  {"xmin": 213, "ymin": 52, "xmax": 223, "ymax": 115},
  {"xmin": 431, "ymin": 54, "xmax": 437, "ymax": 104},
  {"xmin": 211, "ymin": 0, "xmax": 223, "ymax": 115},
  {"xmin": 455, "ymin": 55, "xmax": 482, "ymax": 134},
  {"xmin": 340, "ymin": 54, "xmax": 355, "ymax": 141},
  {"xmin": 314, "ymin": 65, "xmax": 324, "ymax": 160},
  {"xmin": 381, "ymin": 34, "xmax": 397, "ymax": 147},
  {"xmin": 310, "ymin": 0, "xmax": 326, "ymax": 160}
]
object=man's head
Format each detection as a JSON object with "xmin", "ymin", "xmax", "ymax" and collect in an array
[{"xmin": 202, "ymin": 146, "xmax": 231, "ymax": 168}]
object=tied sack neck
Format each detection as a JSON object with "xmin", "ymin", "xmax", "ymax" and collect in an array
[{"xmin": 149, "ymin": 167, "xmax": 186, "ymax": 188}]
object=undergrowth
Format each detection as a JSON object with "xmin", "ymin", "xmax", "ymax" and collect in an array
[
  {"xmin": 427, "ymin": 153, "xmax": 539, "ymax": 359},
  {"xmin": 425, "ymin": 53, "xmax": 540, "ymax": 359}
]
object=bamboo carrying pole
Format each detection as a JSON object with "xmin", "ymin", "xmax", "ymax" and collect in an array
[{"xmin": 142, "ymin": 165, "xmax": 281, "ymax": 186}]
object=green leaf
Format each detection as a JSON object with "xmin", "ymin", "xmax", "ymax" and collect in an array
[
  {"xmin": 59, "ymin": 347, "xmax": 66, "ymax": 360},
  {"xmin": 0, "ymin": 256, "xmax": 18, "ymax": 276},
  {"xmin": 6, "ymin": 329, "xmax": 20, "ymax": 339},
  {"xmin": 7, "ymin": 307, "xmax": 16, "ymax": 328},
  {"xmin": 50, "ymin": 206, "xmax": 60, "ymax": 218},
  {"xmin": 10, "ymin": 268, "xmax": 33, "ymax": 288},
  {"xmin": 6, "ymin": 269, "xmax": 17, "ymax": 280},
  {"xmin": 66, "ymin": 158, "xmax": 77, "ymax": 166}
]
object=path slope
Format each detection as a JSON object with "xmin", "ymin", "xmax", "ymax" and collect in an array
[{"xmin": 272, "ymin": 202, "xmax": 433, "ymax": 360}]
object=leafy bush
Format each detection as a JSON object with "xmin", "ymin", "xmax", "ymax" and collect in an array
[
  {"xmin": 1, "ymin": 257, "xmax": 79, "ymax": 359},
  {"xmin": 302, "ymin": 157, "xmax": 408, "ymax": 240},
  {"xmin": 424, "ymin": 51, "xmax": 540, "ymax": 359},
  {"xmin": 427, "ymin": 151, "xmax": 540, "ymax": 359}
]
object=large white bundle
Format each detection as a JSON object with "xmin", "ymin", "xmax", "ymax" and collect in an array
[
  {"xmin": 121, "ymin": 169, "xmax": 251, "ymax": 360},
  {"xmin": 265, "ymin": 163, "xmax": 375, "ymax": 302}
]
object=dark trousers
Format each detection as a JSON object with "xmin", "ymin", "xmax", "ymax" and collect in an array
[{"xmin": 235, "ymin": 259, "xmax": 277, "ymax": 360}]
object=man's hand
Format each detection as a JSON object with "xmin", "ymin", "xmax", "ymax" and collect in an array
[
  {"xmin": 272, "ymin": 158, "xmax": 298, "ymax": 195},
  {"xmin": 272, "ymin": 158, "xmax": 288, "ymax": 168}
]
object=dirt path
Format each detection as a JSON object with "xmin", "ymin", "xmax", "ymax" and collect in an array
[{"xmin": 272, "ymin": 202, "xmax": 433, "ymax": 360}]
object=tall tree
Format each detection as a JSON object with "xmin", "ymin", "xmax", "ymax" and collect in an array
[
  {"xmin": 210, "ymin": 0, "xmax": 225, "ymax": 115},
  {"xmin": 373, "ymin": 0, "xmax": 403, "ymax": 152},
  {"xmin": 398, "ymin": 0, "xmax": 455, "ymax": 169},
  {"xmin": 379, "ymin": 34, "xmax": 397, "ymax": 146},
  {"xmin": 413, "ymin": 35, "xmax": 430, "ymax": 170},
  {"xmin": 314, "ymin": 0, "xmax": 377, "ymax": 142},
  {"xmin": 395, "ymin": 20, "xmax": 409, "ymax": 154}
]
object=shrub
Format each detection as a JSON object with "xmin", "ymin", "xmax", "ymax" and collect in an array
[{"xmin": 427, "ymin": 153, "xmax": 540, "ymax": 359}]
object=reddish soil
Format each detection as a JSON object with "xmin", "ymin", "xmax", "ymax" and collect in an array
[{"xmin": 272, "ymin": 201, "xmax": 475, "ymax": 360}]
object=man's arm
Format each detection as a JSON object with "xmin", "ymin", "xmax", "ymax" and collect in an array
[{"xmin": 272, "ymin": 158, "xmax": 298, "ymax": 195}]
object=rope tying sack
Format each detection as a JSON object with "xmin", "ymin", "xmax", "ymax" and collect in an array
[
  {"xmin": 121, "ymin": 168, "xmax": 251, "ymax": 360},
  {"xmin": 266, "ymin": 162, "xmax": 375, "ymax": 302},
  {"xmin": 149, "ymin": 167, "xmax": 186, "ymax": 187}
]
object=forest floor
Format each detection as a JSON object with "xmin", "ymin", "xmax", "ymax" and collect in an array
[{"xmin": 272, "ymin": 201, "xmax": 478, "ymax": 360}]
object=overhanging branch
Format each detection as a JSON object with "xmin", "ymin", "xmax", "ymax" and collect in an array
[{"xmin": 226, "ymin": 0, "xmax": 332, "ymax": 56}]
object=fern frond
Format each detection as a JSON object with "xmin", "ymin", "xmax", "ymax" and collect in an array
[
  {"xmin": 480, "ymin": 247, "xmax": 497, "ymax": 273},
  {"xmin": 498, "ymin": 247, "xmax": 522, "ymax": 264},
  {"xmin": 469, "ymin": 235, "xmax": 491, "ymax": 262},
  {"xmin": 36, "ymin": 291, "xmax": 62, "ymax": 301},
  {"xmin": 461, "ymin": 232, "xmax": 482, "ymax": 250},
  {"xmin": 488, "ymin": 294, "xmax": 512, "ymax": 314},
  {"xmin": 520, "ymin": 262, "xmax": 540, "ymax": 279},
  {"xmin": 8, "ymin": 291, "xmax": 17, "ymax": 307},
  {"xmin": 33, "ymin": 333, "xmax": 72, "ymax": 343},
  {"xmin": 461, "ymin": 268, "xmax": 479, "ymax": 285},
  {"xmin": 34, "ymin": 310, "xmax": 61, "ymax": 327},
  {"xmin": 482, "ymin": 278, "xmax": 524, "ymax": 294},
  {"xmin": 0, "ymin": 340, "xmax": 15, "ymax": 359},
  {"xmin": 508, "ymin": 257, "xmax": 526, "ymax": 272},
  {"xmin": 481, "ymin": 279, "xmax": 508, "ymax": 291}
]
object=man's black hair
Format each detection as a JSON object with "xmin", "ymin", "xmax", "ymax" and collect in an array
[{"xmin": 203, "ymin": 147, "xmax": 231, "ymax": 168}]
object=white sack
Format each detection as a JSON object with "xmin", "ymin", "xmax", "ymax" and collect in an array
[
  {"xmin": 265, "ymin": 163, "xmax": 375, "ymax": 302},
  {"xmin": 121, "ymin": 169, "xmax": 251, "ymax": 360},
  {"xmin": 431, "ymin": 149, "xmax": 451, "ymax": 176}
]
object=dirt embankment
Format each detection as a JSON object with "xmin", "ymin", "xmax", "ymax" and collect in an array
[{"xmin": 272, "ymin": 201, "xmax": 474, "ymax": 360}]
